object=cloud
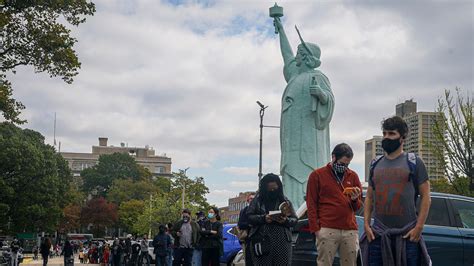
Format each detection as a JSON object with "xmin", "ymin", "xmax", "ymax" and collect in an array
[
  {"xmin": 6, "ymin": 0, "xmax": 473, "ymax": 207},
  {"xmin": 229, "ymin": 180, "xmax": 258, "ymax": 189}
]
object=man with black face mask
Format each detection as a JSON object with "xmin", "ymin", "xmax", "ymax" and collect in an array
[
  {"xmin": 307, "ymin": 143, "xmax": 362, "ymax": 266},
  {"xmin": 172, "ymin": 209, "xmax": 200, "ymax": 266},
  {"xmin": 361, "ymin": 116, "xmax": 432, "ymax": 266}
]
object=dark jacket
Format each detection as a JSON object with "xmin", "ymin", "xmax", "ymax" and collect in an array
[
  {"xmin": 40, "ymin": 242, "xmax": 51, "ymax": 256},
  {"xmin": 172, "ymin": 220, "xmax": 200, "ymax": 248},
  {"xmin": 237, "ymin": 206, "xmax": 250, "ymax": 230},
  {"xmin": 199, "ymin": 220, "xmax": 223, "ymax": 249},
  {"xmin": 61, "ymin": 243, "xmax": 74, "ymax": 257},
  {"xmin": 152, "ymin": 233, "xmax": 172, "ymax": 257},
  {"xmin": 247, "ymin": 195, "xmax": 298, "ymax": 242}
]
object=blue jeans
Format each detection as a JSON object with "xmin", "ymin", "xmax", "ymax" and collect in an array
[
  {"xmin": 192, "ymin": 249, "xmax": 202, "ymax": 266},
  {"xmin": 167, "ymin": 249, "xmax": 173, "ymax": 266},
  {"xmin": 368, "ymin": 237, "xmax": 420, "ymax": 266}
]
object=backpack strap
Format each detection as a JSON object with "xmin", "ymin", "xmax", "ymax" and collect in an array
[
  {"xmin": 406, "ymin": 152, "xmax": 419, "ymax": 204},
  {"xmin": 369, "ymin": 155, "xmax": 384, "ymax": 190}
]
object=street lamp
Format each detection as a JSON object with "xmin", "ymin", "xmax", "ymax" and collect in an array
[{"xmin": 256, "ymin": 101, "xmax": 280, "ymax": 182}]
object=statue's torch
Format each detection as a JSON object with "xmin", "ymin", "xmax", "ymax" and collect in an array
[{"xmin": 269, "ymin": 3, "xmax": 284, "ymax": 34}]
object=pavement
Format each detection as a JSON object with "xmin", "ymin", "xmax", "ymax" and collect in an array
[{"xmin": 22, "ymin": 255, "xmax": 93, "ymax": 265}]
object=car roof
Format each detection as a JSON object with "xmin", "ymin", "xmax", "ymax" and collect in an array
[{"xmin": 430, "ymin": 192, "xmax": 474, "ymax": 201}]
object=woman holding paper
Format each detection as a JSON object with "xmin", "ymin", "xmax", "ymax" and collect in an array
[{"xmin": 247, "ymin": 173, "xmax": 298, "ymax": 265}]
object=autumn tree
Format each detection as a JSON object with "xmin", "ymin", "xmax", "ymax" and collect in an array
[
  {"xmin": 430, "ymin": 88, "xmax": 473, "ymax": 196},
  {"xmin": 0, "ymin": 0, "xmax": 95, "ymax": 123},
  {"xmin": 80, "ymin": 197, "xmax": 117, "ymax": 237}
]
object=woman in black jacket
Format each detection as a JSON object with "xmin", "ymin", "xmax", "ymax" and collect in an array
[
  {"xmin": 200, "ymin": 207, "xmax": 223, "ymax": 266},
  {"xmin": 61, "ymin": 240, "xmax": 74, "ymax": 266},
  {"xmin": 247, "ymin": 173, "xmax": 298, "ymax": 266},
  {"xmin": 40, "ymin": 238, "xmax": 51, "ymax": 266}
]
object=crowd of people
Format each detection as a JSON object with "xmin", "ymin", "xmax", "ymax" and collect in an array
[
  {"xmin": 235, "ymin": 116, "xmax": 432, "ymax": 266},
  {"xmin": 4, "ymin": 116, "xmax": 431, "ymax": 266}
]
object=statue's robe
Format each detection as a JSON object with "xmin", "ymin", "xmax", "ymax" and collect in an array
[{"xmin": 280, "ymin": 58, "xmax": 335, "ymax": 207}]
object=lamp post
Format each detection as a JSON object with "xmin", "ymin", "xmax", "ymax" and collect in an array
[
  {"xmin": 181, "ymin": 167, "xmax": 190, "ymax": 210},
  {"xmin": 257, "ymin": 101, "xmax": 267, "ymax": 181},
  {"xmin": 256, "ymin": 101, "xmax": 280, "ymax": 182}
]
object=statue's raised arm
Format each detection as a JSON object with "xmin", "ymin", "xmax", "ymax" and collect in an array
[{"xmin": 274, "ymin": 17, "xmax": 294, "ymax": 68}]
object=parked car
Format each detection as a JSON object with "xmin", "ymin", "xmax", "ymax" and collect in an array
[
  {"xmin": 291, "ymin": 192, "xmax": 474, "ymax": 266},
  {"xmin": 220, "ymin": 223, "xmax": 242, "ymax": 266}
]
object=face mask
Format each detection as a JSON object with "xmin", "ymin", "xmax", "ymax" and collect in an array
[
  {"xmin": 333, "ymin": 162, "xmax": 347, "ymax": 174},
  {"xmin": 183, "ymin": 217, "xmax": 190, "ymax": 223},
  {"xmin": 207, "ymin": 213, "xmax": 215, "ymax": 219},
  {"xmin": 382, "ymin": 138, "xmax": 402, "ymax": 154},
  {"xmin": 268, "ymin": 191, "xmax": 278, "ymax": 200}
]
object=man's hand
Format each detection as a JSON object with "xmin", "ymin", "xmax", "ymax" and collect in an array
[
  {"xmin": 210, "ymin": 230, "xmax": 217, "ymax": 235},
  {"xmin": 176, "ymin": 231, "xmax": 181, "ymax": 237},
  {"xmin": 265, "ymin": 215, "xmax": 272, "ymax": 224},
  {"xmin": 403, "ymin": 226, "xmax": 423, "ymax": 242},
  {"xmin": 314, "ymin": 231, "xmax": 319, "ymax": 238},
  {"xmin": 350, "ymin": 187, "xmax": 361, "ymax": 201},
  {"xmin": 364, "ymin": 224, "xmax": 375, "ymax": 242}
]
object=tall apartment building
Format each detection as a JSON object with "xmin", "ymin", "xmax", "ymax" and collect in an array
[
  {"xmin": 403, "ymin": 111, "xmax": 444, "ymax": 179},
  {"xmin": 364, "ymin": 136, "xmax": 383, "ymax": 181},
  {"xmin": 60, "ymin": 137, "xmax": 172, "ymax": 178},
  {"xmin": 364, "ymin": 100, "xmax": 444, "ymax": 180}
]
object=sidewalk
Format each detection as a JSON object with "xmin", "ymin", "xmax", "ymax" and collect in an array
[{"xmin": 22, "ymin": 255, "xmax": 95, "ymax": 266}]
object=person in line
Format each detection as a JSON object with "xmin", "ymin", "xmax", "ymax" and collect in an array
[
  {"xmin": 154, "ymin": 224, "xmax": 173, "ymax": 266},
  {"xmin": 192, "ymin": 211, "xmax": 206, "ymax": 266},
  {"xmin": 61, "ymin": 240, "xmax": 74, "ymax": 266},
  {"xmin": 10, "ymin": 238, "xmax": 21, "ymax": 266},
  {"xmin": 166, "ymin": 223, "xmax": 175, "ymax": 266},
  {"xmin": 200, "ymin": 207, "xmax": 223, "ymax": 266},
  {"xmin": 172, "ymin": 209, "xmax": 200, "ymax": 266},
  {"xmin": 306, "ymin": 143, "xmax": 362, "ymax": 266},
  {"xmin": 237, "ymin": 193, "xmax": 255, "ymax": 266},
  {"xmin": 139, "ymin": 234, "xmax": 151, "ymax": 266},
  {"xmin": 247, "ymin": 173, "xmax": 298, "ymax": 266},
  {"xmin": 40, "ymin": 237, "xmax": 51, "ymax": 266},
  {"xmin": 130, "ymin": 240, "xmax": 141, "ymax": 266},
  {"xmin": 362, "ymin": 116, "xmax": 432, "ymax": 265},
  {"xmin": 111, "ymin": 238, "xmax": 122, "ymax": 266}
]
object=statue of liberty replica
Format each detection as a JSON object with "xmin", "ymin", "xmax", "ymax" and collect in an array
[{"xmin": 270, "ymin": 4, "xmax": 335, "ymax": 207}]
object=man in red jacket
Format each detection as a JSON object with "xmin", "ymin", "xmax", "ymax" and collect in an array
[{"xmin": 306, "ymin": 143, "xmax": 362, "ymax": 266}]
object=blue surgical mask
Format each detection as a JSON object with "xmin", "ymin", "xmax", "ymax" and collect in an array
[{"xmin": 208, "ymin": 213, "xmax": 215, "ymax": 219}]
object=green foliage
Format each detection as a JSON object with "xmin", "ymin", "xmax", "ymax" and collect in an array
[
  {"xmin": 133, "ymin": 172, "xmax": 211, "ymax": 236},
  {"xmin": 430, "ymin": 88, "xmax": 473, "ymax": 194},
  {"xmin": 81, "ymin": 153, "xmax": 151, "ymax": 196},
  {"xmin": 107, "ymin": 177, "xmax": 170, "ymax": 204},
  {"xmin": 118, "ymin": 199, "xmax": 145, "ymax": 234},
  {"xmin": 0, "ymin": 122, "xmax": 73, "ymax": 234},
  {"xmin": 0, "ymin": 75, "xmax": 25, "ymax": 124},
  {"xmin": 0, "ymin": 0, "xmax": 95, "ymax": 123}
]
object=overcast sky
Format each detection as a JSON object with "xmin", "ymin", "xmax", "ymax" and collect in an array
[{"xmin": 7, "ymin": 0, "xmax": 474, "ymax": 207}]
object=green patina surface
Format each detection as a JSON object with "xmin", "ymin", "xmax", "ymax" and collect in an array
[{"xmin": 271, "ymin": 4, "xmax": 334, "ymax": 207}]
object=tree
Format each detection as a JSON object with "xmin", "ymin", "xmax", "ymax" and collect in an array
[
  {"xmin": 81, "ymin": 153, "xmax": 151, "ymax": 196},
  {"xmin": 0, "ymin": 0, "xmax": 95, "ymax": 123},
  {"xmin": 80, "ymin": 197, "xmax": 117, "ymax": 237},
  {"xmin": 430, "ymin": 88, "xmax": 473, "ymax": 195},
  {"xmin": 118, "ymin": 199, "xmax": 145, "ymax": 234},
  {"xmin": 107, "ymin": 178, "xmax": 169, "ymax": 204},
  {"xmin": 133, "ymin": 172, "xmax": 211, "ymax": 235},
  {"xmin": 0, "ymin": 122, "xmax": 73, "ymax": 233},
  {"xmin": 59, "ymin": 204, "xmax": 82, "ymax": 233}
]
